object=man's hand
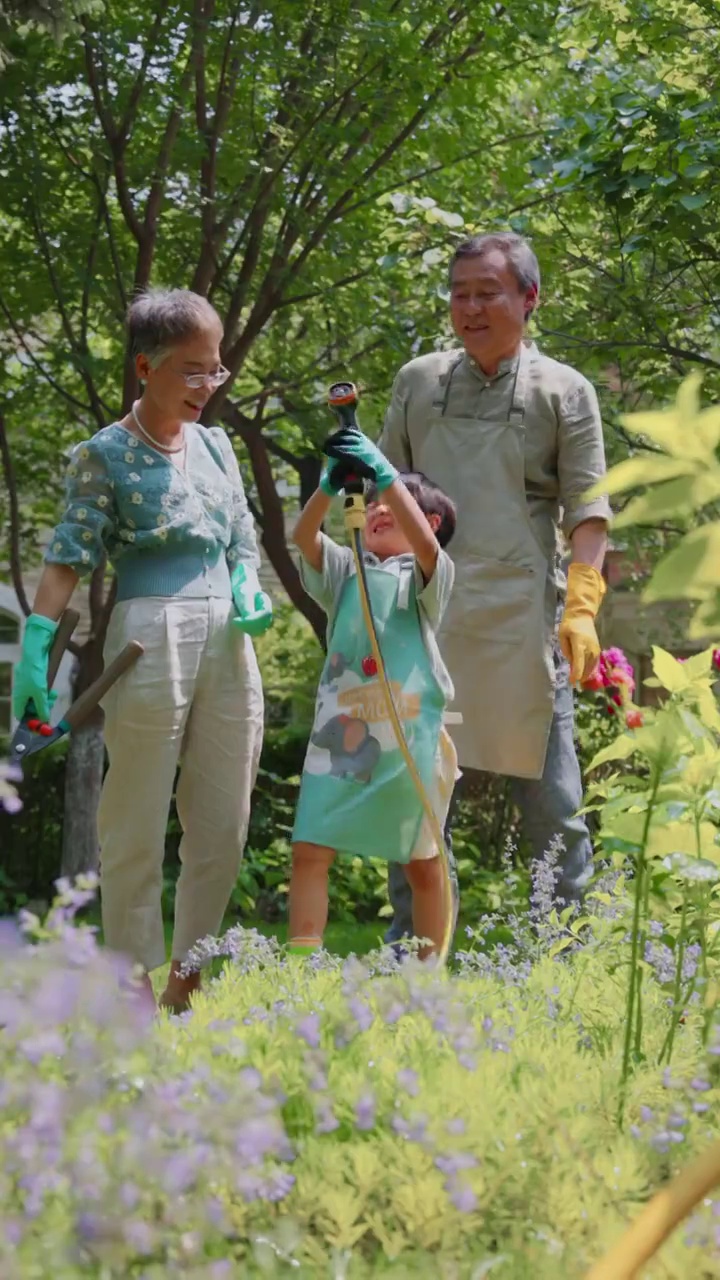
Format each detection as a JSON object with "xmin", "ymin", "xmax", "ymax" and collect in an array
[
  {"xmin": 231, "ymin": 564, "xmax": 273, "ymax": 637},
  {"xmin": 559, "ymin": 563, "xmax": 606, "ymax": 686},
  {"xmin": 324, "ymin": 428, "xmax": 398, "ymax": 492}
]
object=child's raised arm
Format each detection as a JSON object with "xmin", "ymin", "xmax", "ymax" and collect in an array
[
  {"xmin": 381, "ymin": 479, "xmax": 439, "ymax": 582},
  {"xmin": 292, "ymin": 487, "xmax": 333, "ymax": 573}
]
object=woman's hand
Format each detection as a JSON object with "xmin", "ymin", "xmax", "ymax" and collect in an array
[
  {"xmin": 231, "ymin": 564, "xmax": 273, "ymax": 636},
  {"xmin": 12, "ymin": 615, "xmax": 59, "ymax": 722}
]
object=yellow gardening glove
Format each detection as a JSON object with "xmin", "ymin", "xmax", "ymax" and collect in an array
[{"xmin": 559, "ymin": 563, "xmax": 607, "ymax": 686}]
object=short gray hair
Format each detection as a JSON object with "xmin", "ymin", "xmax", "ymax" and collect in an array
[
  {"xmin": 128, "ymin": 289, "xmax": 223, "ymax": 364},
  {"xmin": 449, "ymin": 232, "xmax": 540, "ymax": 302}
]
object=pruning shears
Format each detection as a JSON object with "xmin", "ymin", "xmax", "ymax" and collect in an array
[{"xmin": 9, "ymin": 608, "xmax": 143, "ymax": 771}]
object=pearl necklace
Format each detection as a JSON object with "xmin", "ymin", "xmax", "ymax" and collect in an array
[{"xmin": 131, "ymin": 401, "xmax": 186, "ymax": 455}]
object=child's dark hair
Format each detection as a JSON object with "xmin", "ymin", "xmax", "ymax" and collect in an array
[{"xmin": 368, "ymin": 471, "xmax": 456, "ymax": 548}]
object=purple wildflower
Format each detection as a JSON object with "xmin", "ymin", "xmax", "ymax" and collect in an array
[
  {"xmin": 355, "ymin": 1092, "xmax": 376, "ymax": 1131},
  {"xmin": 235, "ymin": 1116, "xmax": 286, "ymax": 1164},
  {"xmin": 397, "ymin": 1068, "xmax": 419, "ymax": 1096},
  {"xmin": 446, "ymin": 1117, "xmax": 466, "ymax": 1135},
  {"xmin": 435, "ymin": 1153, "xmax": 478, "ymax": 1176},
  {"xmin": 448, "ymin": 1181, "xmax": 478, "ymax": 1213},
  {"xmin": 348, "ymin": 996, "xmax": 374, "ymax": 1032},
  {"xmin": 296, "ymin": 1013, "xmax": 321, "ymax": 1048},
  {"xmin": 529, "ymin": 836, "xmax": 565, "ymax": 921},
  {"xmin": 315, "ymin": 1099, "xmax": 339, "ymax": 1134},
  {"xmin": 262, "ymin": 1170, "xmax": 296, "ymax": 1202}
]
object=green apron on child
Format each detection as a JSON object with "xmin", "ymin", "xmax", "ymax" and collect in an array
[{"xmin": 292, "ymin": 557, "xmax": 445, "ymax": 863}]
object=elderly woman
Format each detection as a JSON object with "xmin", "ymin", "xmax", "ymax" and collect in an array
[{"xmin": 12, "ymin": 289, "xmax": 270, "ymax": 1012}]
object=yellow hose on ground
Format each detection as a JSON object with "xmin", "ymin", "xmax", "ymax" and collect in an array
[
  {"xmin": 586, "ymin": 1138, "xmax": 720, "ymax": 1278},
  {"xmin": 343, "ymin": 492, "xmax": 454, "ymax": 967}
]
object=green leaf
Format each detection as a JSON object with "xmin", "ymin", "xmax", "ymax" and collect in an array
[
  {"xmin": 613, "ymin": 472, "xmax": 720, "ymax": 527},
  {"xmin": 644, "ymin": 523, "xmax": 720, "ymax": 602},
  {"xmin": 617, "ymin": 374, "xmax": 709, "ymax": 461},
  {"xmin": 585, "ymin": 454, "xmax": 694, "ymax": 501},
  {"xmin": 678, "ymin": 193, "xmax": 710, "ymax": 210},
  {"xmin": 651, "ymin": 646, "xmax": 689, "ymax": 693},
  {"xmin": 587, "ymin": 734, "xmax": 638, "ymax": 772},
  {"xmin": 548, "ymin": 938, "xmax": 575, "ymax": 959},
  {"xmin": 663, "ymin": 852, "xmax": 720, "ymax": 884},
  {"xmin": 682, "ymin": 648, "xmax": 717, "ymax": 680}
]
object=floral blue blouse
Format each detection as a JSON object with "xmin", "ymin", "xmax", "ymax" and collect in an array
[{"xmin": 45, "ymin": 423, "xmax": 260, "ymax": 600}]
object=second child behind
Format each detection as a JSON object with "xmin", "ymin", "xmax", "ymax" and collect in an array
[{"xmin": 290, "ymin": 428, "xmax": 458, "ymax": 958}]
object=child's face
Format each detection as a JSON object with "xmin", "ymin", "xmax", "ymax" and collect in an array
[{"xmin": 364, "ymin": 499, "xmax": 439, "ymax": 560}]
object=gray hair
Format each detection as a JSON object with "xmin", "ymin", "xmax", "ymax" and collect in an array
[
  {"xmin": 449, "ymin": 233, "xmax": 540, "ymax": 308},
  {"xmin": 128, "ymin": 289, "xmax": 223, "ymax": 365}
]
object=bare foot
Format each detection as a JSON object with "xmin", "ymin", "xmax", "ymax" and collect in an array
[{"xmin": 159, "ymin": 960, "xmax": 201, "ymax": 1015}]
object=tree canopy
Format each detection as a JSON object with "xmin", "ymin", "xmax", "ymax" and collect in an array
[{"xmin": 1, "ymin": 0, "xmax": 719, "ymax": 632}]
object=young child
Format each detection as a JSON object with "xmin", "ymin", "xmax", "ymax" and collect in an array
[{"xmin": 289, "ymin": 427, "xmax": 458, "ymax": 959}]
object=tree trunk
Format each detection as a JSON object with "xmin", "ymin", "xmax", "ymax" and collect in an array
[{"xmin": 61, "ymin": 718, "xmax": 105, "ymax": 880}]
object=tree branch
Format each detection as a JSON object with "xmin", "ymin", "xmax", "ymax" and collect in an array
[
  {"xmin": 83, "ymin": 29, "xmax": 144, "ymax": 244},
  {"xmin": 0, "ymin": 407, "xmax": 31, "ymax": 618},
  {"xmin": 28, "ymin": 191, "xmax": 106, "ymax": 429},
  {"xmin": 0, "ymin": 292, "xmax": 91, "ymax": 414},
  {"xmin": 537, "ymin": 327, "xmax": 720, "ymax": 369},
  {"xmin": 116, "ymin": 0, "xmax": 171, "ymax": 147}
]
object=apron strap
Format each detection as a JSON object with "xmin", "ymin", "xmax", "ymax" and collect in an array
[
  {"xmin": 433, "ymin": 346, "xmax": 532, "ymax": 424},
  {"xmin": 397, "ymin": 562, "xmax": 413, "ymax": 610},
  {"xmin": 508, "ymin": 342, "xmax": 533, "ymax": 427},
  {"xmin": 433, "ymin": 352, "xmax": 466, "ymax": 417}
]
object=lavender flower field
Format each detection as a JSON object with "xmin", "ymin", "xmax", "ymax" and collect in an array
[{"xmin": 1, "ymin": 844, "xmax": 720, "ymax": 1279}]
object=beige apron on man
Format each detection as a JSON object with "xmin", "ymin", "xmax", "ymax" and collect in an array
[{"xmin": 391, "ymin": 342, "xmax": 560, "ymax": 780}]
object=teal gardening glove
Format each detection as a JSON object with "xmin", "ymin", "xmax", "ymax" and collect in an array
[
  {"xmin": 319, "ymin": 458, "xmax": 353, "ymax": 496},
  {"xmin": 12, "ymin": 613, "xmax": 59, "ymax": 722},
  {"xmin": 324, "ymin": 428, "xmax": 398, "ymax": 492},
  {"xmin": 231, "ymin": 564, "xmax": 273, "ymax": 637}
]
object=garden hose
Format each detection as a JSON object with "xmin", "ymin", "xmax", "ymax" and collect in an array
[
  {"xmin": 327, "ymin": 383, "xmax": 455, "ymax": 967},
  {"xmin": 587, "ymin": 1137, "xmax": 720, "ymax": 1278}
]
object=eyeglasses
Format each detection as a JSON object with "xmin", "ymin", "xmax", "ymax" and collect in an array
[{"xmin": 176, "ymin": 366, "xmax": 231, "ymax": 390}]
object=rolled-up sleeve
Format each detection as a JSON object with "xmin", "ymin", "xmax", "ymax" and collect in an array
[
  {"xmin": 45, "ymin": 441, "xmax": 115, "ymax": 575},
  {"xmin": 558, "ymin": 378, "xmax": 613, "ymax": 537},
  {"xmin": 377, "ymin": 368, "xmax": 412, "ymax": 467},
  {"xmin": 211, "ymin": 428, "xmax": 261, "ymax": 571}
]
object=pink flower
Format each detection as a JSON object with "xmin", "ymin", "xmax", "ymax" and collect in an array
[{"xmin": 713, "ymin": 649, "xmax": 720, "ymax": 672}]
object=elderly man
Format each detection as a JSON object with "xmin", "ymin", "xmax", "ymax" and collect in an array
[{"xmin": 378, "ymin": 231, "xmax": 611, "ymax": 943}]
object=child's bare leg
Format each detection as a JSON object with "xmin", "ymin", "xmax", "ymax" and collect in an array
[
  {"xmin": 404, "ymin": 855, "xmax": 447, "ymax": 959},
  {"xmin": 289, "ymin": 842, "xmax": 336, "ymax": 950}
]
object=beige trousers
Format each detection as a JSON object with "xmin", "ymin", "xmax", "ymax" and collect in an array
[{"xmin": 98, "ymin": 596, "xmax": 264, "ymax": 972}]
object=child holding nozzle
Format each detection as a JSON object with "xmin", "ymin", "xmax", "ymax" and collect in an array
[{"xmin": 289, "ymin": 427, "xmax": 458, "ymax": 959}]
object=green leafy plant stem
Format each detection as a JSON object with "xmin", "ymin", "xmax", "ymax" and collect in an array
[{"xmin": 619, "ymin": 767, "xmax": 661, "ymax": 1124}]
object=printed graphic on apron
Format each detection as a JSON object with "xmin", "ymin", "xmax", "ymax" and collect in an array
[{"xmin": 292, "ymin": 558, "xmax": 446, "ymax": 862}]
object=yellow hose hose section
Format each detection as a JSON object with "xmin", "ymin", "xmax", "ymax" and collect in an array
[
  {"xmin": 586, "ymin": 1138, "xmax": 720, "ymax": 1278},
  {"xmin": 344, "ymin": 493, "xmax": 454, "ymax": 967}
]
